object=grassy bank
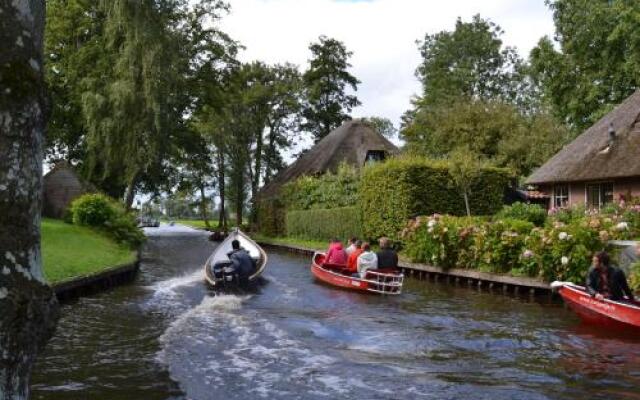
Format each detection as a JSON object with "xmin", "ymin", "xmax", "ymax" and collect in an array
[
  {"xmin": 42, "ymin": 219, "xmax": 137, "ymax": 284},
  {"xmin": 252, "ymin": 234, "xmax": 328, "ymax": 252},
  {"xmin": 174, "ymin": 219, "xmax": 213, "ymax": 229}
]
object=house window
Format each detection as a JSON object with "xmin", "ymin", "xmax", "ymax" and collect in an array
[
  {"xmin": 365, "ymin": 150, "xmax": 386, "ymax": 164},
  {"xmin": 586, "ymin": 182, "xmax": 614, "ymax": 209},
  {"xmin": 553, "ymin": 184, "xmax": 569, "ymax": 208}
]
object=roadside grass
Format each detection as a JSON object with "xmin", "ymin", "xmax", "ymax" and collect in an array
[
  {"xmin": 42, "ymin": 219, "xmax": 137, "ymax": 284},
  {"xmin": 252, "ymin": 234, "xmax": 327, "ymax": 252},
  {"xmin": 174, "ymin": 219, "xmax": 213, "ymax": 229}
]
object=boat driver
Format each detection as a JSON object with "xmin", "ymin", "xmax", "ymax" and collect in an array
[
  {"xmin": 586, "ymin": 251, "xmax": 635, "ymax": 302},
  {"xmin": 229, "ymin": 240, "xmax": 256, "ymax": 286}
]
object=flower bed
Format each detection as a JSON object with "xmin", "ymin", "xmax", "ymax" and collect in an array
[{"xmin": 402, "ymin": 201, "xmax": 640, "ymax": 284}]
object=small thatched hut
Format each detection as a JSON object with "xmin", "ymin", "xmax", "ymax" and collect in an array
[
  {"xmin": 526, "ymin": 90, "xmax": 640, "ymax": 209},
  {"xmin": 43, "ymin": 162, "xmax": 91, "ymax": 218},
  {"xmin": 259, "ymin": 119, "xmax": 399, "ymax": 199}
]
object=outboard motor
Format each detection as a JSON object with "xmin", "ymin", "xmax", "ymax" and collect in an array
[{"xmin": 222, "ymin": 265, "xmax": 238, "ymax": 286}]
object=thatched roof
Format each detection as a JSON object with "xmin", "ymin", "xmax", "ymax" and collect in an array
[
  {"xmin": 527, "ymin": 90, "xmax": 640, "ymax": 185},
  {"xmin": 43, "ymin": 162, "xmax": 92, "ymax": 218},
  {"xmin": 259, "ymin": 119, "xmax": 399, "ymax": 198}
]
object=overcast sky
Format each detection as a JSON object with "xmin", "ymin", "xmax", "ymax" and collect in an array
[{"xmin": 220, "ymin": 0, "xmax": 556, "ymax": 130}]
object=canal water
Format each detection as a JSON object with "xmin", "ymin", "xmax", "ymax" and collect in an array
[{"xmin": 32, "ymin": 227, "xmax": 640, "ymax": 399}]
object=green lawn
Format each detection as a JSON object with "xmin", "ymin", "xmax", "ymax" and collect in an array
[
  {"xmin": 42, "ymin": 219, "xmax": 137, "ymax": 284},
  {"xmin": 252, "ymin": 234, "xmax": 328, "ymax": 252},
  {"xmin": 174, "ymin": 219, "xmax": 214, "ymax": 229}
]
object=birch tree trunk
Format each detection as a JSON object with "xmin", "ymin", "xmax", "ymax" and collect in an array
[{"xmin": 0, "ymin": 1, "xmax": 60, "ymax": 398}]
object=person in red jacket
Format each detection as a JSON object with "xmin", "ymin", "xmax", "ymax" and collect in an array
[
  {"xmin": 346, "ymin": 240, "xmax": 363, "ymax": 273},
  {"xmin": 325, "ymin": 238, "xmax": 347, "ymax": 265}
]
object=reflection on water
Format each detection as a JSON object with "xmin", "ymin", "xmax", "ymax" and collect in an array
[{"xmin": 32, "ymin": 231, "xmax": 640, "ymax": 399}]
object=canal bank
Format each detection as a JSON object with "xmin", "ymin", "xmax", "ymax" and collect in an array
[
  {"xmin": 257, "ymin": 240, "xmax": 553, "ymax": 295},
  {"xmin": 32, "ymin": 229, "xmax": 640, "ymax": 400}
]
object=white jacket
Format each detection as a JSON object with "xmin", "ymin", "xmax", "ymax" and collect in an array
[{"xmin": 357, "ymin": 251, "xmax": 377, "ymax": 277}]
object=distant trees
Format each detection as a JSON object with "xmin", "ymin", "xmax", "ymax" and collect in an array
[
  {"xmin": 362, "ymin": 117, "xmax": 397, "ymax": 140},
  {"xmin": 302, "ymin": 36, "xmax": 361, "ymax": 142},
  {"xmin": 1, "ymin": 0, "xmax": 59, "ymax": 396}
]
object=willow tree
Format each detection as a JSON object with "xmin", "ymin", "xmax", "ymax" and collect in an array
[
  {"xmin": 82, "ymin": 0, "xmax": 182, "ymax": 207},
  {"xmin": 0, "ymin": 0, "xmax": 59, "ymax": 397}
]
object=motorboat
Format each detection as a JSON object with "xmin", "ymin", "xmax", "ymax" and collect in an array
[
  {"xmin": 310, "ymin": 252, "xmax": 404, "ymax": 295},
  {"xmin": 204, "ymin": 229, "xmax": 267, "ymax": 290},
  {"xmin": 552, "ymin": 281, "xmax": 640, "ymax": 331}
]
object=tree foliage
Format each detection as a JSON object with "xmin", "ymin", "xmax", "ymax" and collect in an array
[
  {"xmin": 302, "ymin": 35, "xmax": 361, "ymax": 142},
  {"xmin": 416, "ymin": 14, "xmax": 524, "ymax": 108},
  {"xmin": 529, "ymin": 0, "xmax": 640, "ymax": 130},
  {"xmin": 403, "ymin": 98, "xmax": 570, "ymax": 176}
]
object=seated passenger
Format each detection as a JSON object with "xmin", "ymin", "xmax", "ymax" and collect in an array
[
  {"xmin": 375, "ymin": 237, "xmax": 398, "ymax": 269},
  {"xmin": 586, "ymin": 251, "xmax": 634, "ymax": 302},
  {"xmin": 229, "ymin": 240, "xmax": 256, "ymax": 286},
  {"xmin": 346, "ymin": 240, "xmax": 363, "ymax": 273},
  {"xmin": 357, "ymin": 242, "xmax": 377, "ymax": 278},
  {"xmin": 325, "ymin": 238, "xmax": 347, "ymax": 265},
  {"xmin": 345, "ymin": 237, "xmax": 358, "ymax": 257}
]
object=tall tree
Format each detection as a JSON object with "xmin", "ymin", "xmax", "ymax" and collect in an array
[
  {"xmin": 82, "ymin": 0, "xmax": 185, "ymax": 207},
  {"xmin": 416, "ymin": 14, "xmax": 524, "ymax": 108},
  {"xmin": 0, "ymin": 0, "xmax": 59, "ymax": 397},
  {"xmin": 44, "ymin": 0, "xmax": 106, "ymax": 163},
  {"xmin": 302, "ymin": 36, "xmax": 360, "ymax": 142},
  {"xmin": 529, "ymin": 0, "xmax": 640, "ymax": 130}
]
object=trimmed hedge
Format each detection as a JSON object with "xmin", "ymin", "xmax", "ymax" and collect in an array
[
  {"xmin": 281, "ymin": 164, "xmax": 359, "ymax": 210},
  {"xmin": 286, "ymin": 206, "xmax": 363, "ymax": 241},
  {"xmin": 497, "ymin": 202, "xmax": 547, "ymax": 227},
  {"xmin": 256, "ymin": 197, "xmax": 286, "ymax": 236},
  {"xmin": 360, "ymin": 156, "xmax": 511, "ymax": 241}
]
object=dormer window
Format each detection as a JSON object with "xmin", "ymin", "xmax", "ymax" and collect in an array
[{"xmin": 365, "ymin": 150, "xmax": 386, "ymax": 164}]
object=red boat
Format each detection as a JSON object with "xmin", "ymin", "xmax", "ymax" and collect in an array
[
  {"xmin": 552, "ymin": 281, "xmax": 640, "ymax": 330},
  {"xmin": 310, "ymin": 252, "xmax": 404, "ymax": 295}
]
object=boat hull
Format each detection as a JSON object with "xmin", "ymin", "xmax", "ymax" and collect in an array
[
  {"xmin": 310, "ymin": 252, "xmax": 403, "ymax": 295},
  {"xmin": 203, "ymin": 229, "xmax": 268, "ymax": 290},
  {"xmin": 558, "ymin": 283, "xmax": 640, "ymax": 331}
]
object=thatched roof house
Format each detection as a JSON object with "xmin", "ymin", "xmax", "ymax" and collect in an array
[
  {"xmin": 259, "ymin": 119, "xmax": 399, "ymax": 199},
  {"xmin": 43, "ymin": 162, "xmax": 91, "ymax": 218},
  {"xmin": 526, "ymin": 90, "xmax": 640, "ymax": 209}
]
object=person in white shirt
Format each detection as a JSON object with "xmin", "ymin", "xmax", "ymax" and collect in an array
[
  {"xmin": 356, "ymin": 242, "xmax": 377, "ymax": 278},
  {"xmin": 345, "ymin": 237, "xmax": 357, "ymax": 257}
]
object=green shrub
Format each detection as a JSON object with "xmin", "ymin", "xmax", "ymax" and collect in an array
[
  {"xmin": 475, "ymin": 218, "xmax": 534, "ymax": 273},
  {"xmin": 497, "ymin": 203, "xmax": 546, "ymax": 226},
  {"xmin": 401, "ymin": 213, "xmax": 607, "ymax": 282},
  {"xmin": 360, "ymin": 156, "xmax": 511, "ymax": 241},
  {"xmin": 256, "ymin": 198, "xmax": 286, "ymax": 236},
  {"xmin": 286, "ymin": 207, "xmax": 363, "ymax": 242},
  {"xmin": 105, "ymin": 214, "xmax": 145, "ymax": 248},
  {"xmin": 281, "ymin": 164, "xmax": 359, "ymax": 210},
  {"xmin": 71, "ymin": 194, "xmax": 116, "ymax": 226},
  {"xmin": 70, "ymin": 193, "xmax": 144, "ymax": 249},
  {"xmin": 402, "ymin": 215, "xmax": 484, "ymax": 270}
]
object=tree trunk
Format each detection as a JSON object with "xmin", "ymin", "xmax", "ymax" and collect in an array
[
  {"xmin": 236, "ymin": 179, "xmax": 243, "ymax": 228},
  {"xmin": 124, "ymin": 172, "xmax": 140, "ymax": 211},
  {"xmin": 0, "ymin": 1, "xmax": 60, "ymax": 398},
  {"xmin": 199, "ymin": 183, "xmax": 210, "ymax": 229},
  {"xmin": 251, "ymin": 127, "xmax": 263, "ymax": 224},
  {"xmin": 216, "ymin": 152, "xmax": 227, "ymax": 230},
  {"xmin": 463, "ymin": 191, "xmax": 471, "ymax": 217}
]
